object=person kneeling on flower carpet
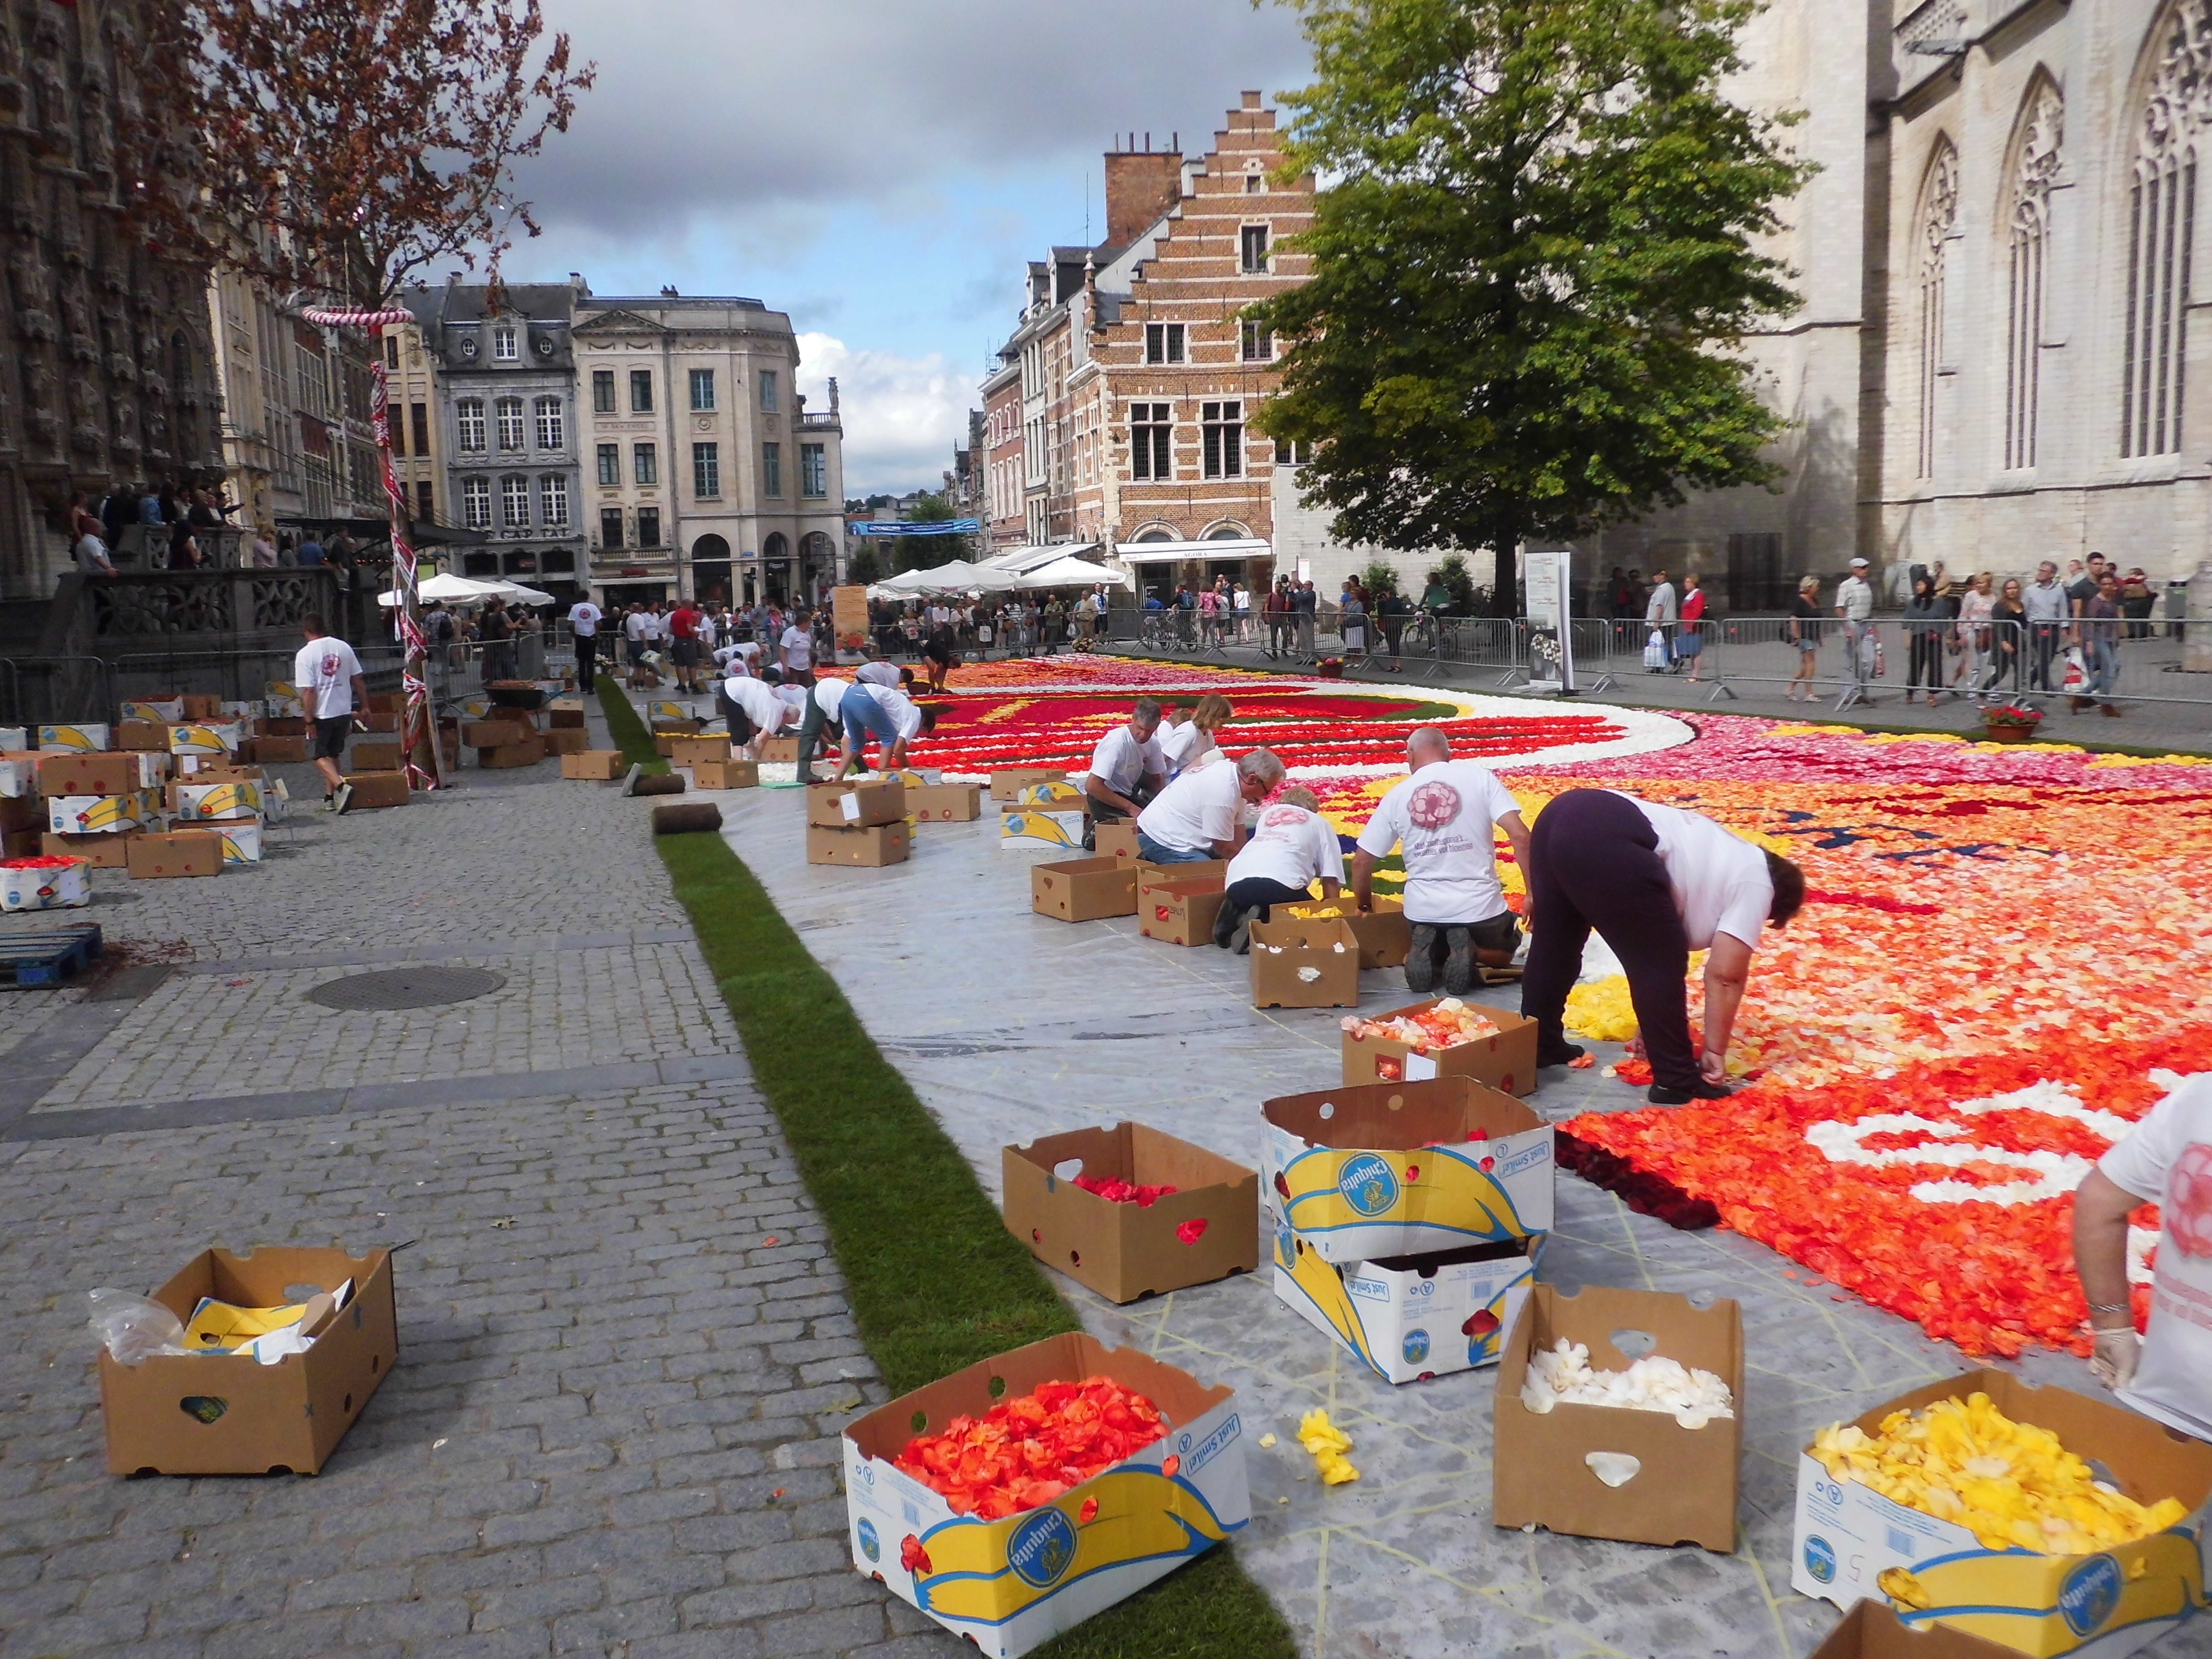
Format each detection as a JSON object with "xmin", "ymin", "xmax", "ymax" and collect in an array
[
  {"xmin": 1213, "ymin": 786, "xmax": 1344, "ymax": 952},
  {"xmin": 1080, "ymin": 700, "xmax": 1168, "ymax": 847},
  {"xmin": 2073, "ymin": 1076, "xmax": 2212, "ymax": 1440},
  {"xmin": 835, "ymin": 680, "xmax": 935, "ymax": 776},
  {"xmin": 1353, "ymin": 729, "xmax": 1531, "ymax": 998},
  {"xmin": 721, "ymin": 671, "xmax": 803, "ymax": 759},
  {"xmin": 1519, "ymin": 790, "xmax": 1803, "ymax": 1104},
  {"xmin": 1136, "ymin": 748, "xmax": 1284, "ymax": 866}
]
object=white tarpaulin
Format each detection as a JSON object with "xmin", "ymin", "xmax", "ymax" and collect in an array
[
  {"xmin": 980, "ymin": 543, "xmax": 1100, "ymax": 576},
  {"xmin": 1015, "ymin": 557, "xmax": 1130, "ymax": 591},
  {"xmin": 377, "ymin": 573, "xmax": 505, "ymax": 607}
]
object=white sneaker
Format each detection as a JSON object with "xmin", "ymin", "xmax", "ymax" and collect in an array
[{"xmin": 332, "ymin": 783, "xmax": 355, "ymax": 815}]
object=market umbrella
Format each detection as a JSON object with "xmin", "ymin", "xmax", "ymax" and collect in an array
[
  {"xmin": 1015, "ymin": 557, "xmax": 1130, "ymax": 591},
  {"xmin": 377, "ymin": 572, "xmax": 505, "ymax": 607}
]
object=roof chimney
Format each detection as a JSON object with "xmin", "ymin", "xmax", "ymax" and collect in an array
[
  {"xmin": 1241, "ymin": 90, "xmax": 1263, "ymax": 111},
  {"xmin": 1103, "ymin": 141, "xmax": 1182, "ymax": 247}
]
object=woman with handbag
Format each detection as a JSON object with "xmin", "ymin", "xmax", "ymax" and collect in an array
[
  {"xmin": 1904, "ymin": 575, "xmax": 1946, "ymax": 706},
  {"xmin": 1676, "ymin": 573, "xmax": 1708, "ymax": 683},
  {"xmin": 1786, "ymin": 577, "xmax": 1822, "ymax": 700}
]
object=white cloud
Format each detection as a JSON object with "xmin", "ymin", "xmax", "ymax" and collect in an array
[{"xmin": 798, "ymin": 333, "xmax": 971, "ymax": 497}]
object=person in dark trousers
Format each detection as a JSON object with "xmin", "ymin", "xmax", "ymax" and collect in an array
[{"xmin": 1519, "ymin": 789, "xmax": 1804, "ymax": 1105}]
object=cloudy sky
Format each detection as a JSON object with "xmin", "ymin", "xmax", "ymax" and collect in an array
[{"xmin": 502, "ymin": 1, "xmax": 1313, "ymax": 497}]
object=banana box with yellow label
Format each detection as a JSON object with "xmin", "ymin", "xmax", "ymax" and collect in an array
[
  {"xmin": 120, "ymin": 698, "xmax": 185, "ymax": 724},
  {"xmin": 37, "ymin": 723, "xmax": 111, "ymax": 753},
  {"xmin": 1261, "ymin": 1076, "xmax": 1553, "ymax": 1264},
  {"xmin": 843, "ymin": 1332, "xmax": 1248, "ymax": 1658},
  {"xmin": 46, "ymin": 790, "xmax": 159, "ymax": 836},
  {"xmin": 167, "ymin": 722, "xmax": 244, "ymax": 757},
  {"xmin": 192, "ymin": 818, "xmax": 264, "ymax": 865},
  {"xmin": 264, "ymin": 681, "xmax": 304, "ymax": 718},
  {"xmin": 1270, "ymin": 1209, "xmax": 1538, "ymax": 1384},
  {"xmin": 999, "ymin": 804, "xmax": 1090, "ymax": 853},
  {"xmin": 1791, "ymin": 1369, "xmax": 2212, "ymax": 1657},
  {"xmin": 169, "ymin": 779, "xmax": 265, "ymax": 823}
]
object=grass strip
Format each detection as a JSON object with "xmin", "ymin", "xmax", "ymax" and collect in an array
[{"xmin": 602, "ymin": 682, "xmax": 1296, "ymax": 1659}]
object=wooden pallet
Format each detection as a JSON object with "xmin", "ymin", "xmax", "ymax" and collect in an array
[{"xmin": 0, "ymin": 924, "xmax": 104, "ymax": 989}]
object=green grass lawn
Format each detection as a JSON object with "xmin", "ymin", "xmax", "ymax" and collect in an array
[{"xmin": 598, "ymin": 683, "xmax": 1297, "ymax": 1659}]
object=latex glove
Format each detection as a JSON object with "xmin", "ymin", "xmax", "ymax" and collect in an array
[
  {"xmin": 2089, "ymin": 1329, "xmax": 2140, "ymax": 1391},
  {"xmin": 1698, "ymin": 1050, "xmax": 1729, "ymax": 1086}
]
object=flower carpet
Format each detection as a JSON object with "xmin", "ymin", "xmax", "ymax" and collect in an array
[{"xmin": 925, "ymin": 657, "xmax": 2212, "ymax": 1360}]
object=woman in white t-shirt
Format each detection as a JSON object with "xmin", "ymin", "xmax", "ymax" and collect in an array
[
  {"xmin": 1214, "ymin": 788, "xmax": 1344, "ymax": 950},
  {"xmin": 1519, "ymin": 788, "xmax": 1804, "ymax": 1104}
]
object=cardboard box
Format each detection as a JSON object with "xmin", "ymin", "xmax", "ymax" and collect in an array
[
  {"xmin": 115, "ymin": 719, "xmax": 171, "ymax": 752},
  {"xmin": 808, "ymin": 777, "xmax": 907, "ymax": 829},
  {"xmin": 0, "ymin": 752, "xmax": 36, "ymax": 798},
  {"xmin": 167, "ymin": 722, "xmax": 243, "ymax": 756},
  {"xmin": 667, "ymin": 735, "xmax": 732, "ymax": 768},
  {"xmin": 99, "ymin": 1246, "xmax": 397, "ymax": 1476},
  {"xmin": 560, "ymin": 750, "xmax": 627, "ymax": 781},
  {"xmin": 183, "ymin": 818, "xmax": 263, "ymax": 865},
  {"xmin": 355, "ymin": 710, "xmax": 399, "ymax": 733},
  {"xmin": 1002, "ymin": 1124, "xmax": 1260, "ymax": 1304},
  {"xmin": 0, "ymin": 793, "xmax": 39, "ymax": 833},
  {"xmin": 989, "ymin": 767, "xmax": 1069, "ymax": 802},
  {"xmin": 549, "ymin": 706, "xmax": 587, "ymax": 730},
  {"xmin": 1493, "ymin": 1285, "xmax": 1743, "ymax": 1552},
  {"xmin": 169, "ymin": 780, "xmax": 264, "ymax": 822},
  {"xmin": 1284, "ymin": 897, "xmax": 1412, "ymax": 970},
  {"xmin": 1001, "ymin": 806, "xmax": 1091, "ymax": 854},
  {"xmin": 178, "ymin": 693, "xmax": 221, "ymax": 720},
  {"xmin": 479, "ymin": 735, "xmax": 546, "ymax": 769},
  {"xmin": 1790, "ymin": 1370, "xmax": 2212, "ymax": 1657},
  {"xmin": 1249, "ymin": 917, "xmax": 1362, "ymax": 1009},
  {"xmin": 47, "ymin": 790, "xmax": 159, "ymax": 836},
  {"xmin": 0, "ymin": 727, "xmax": 24, "ymax": 752},
  {"xmin": 544, "ymin": 727, "xmax": 589, "ymax": 756},
  {"xmin": 37, "ymin": 750, "xmax": 160, "ymax": 796},
  {"xmin": 1094, "ymin": 819, "xmax": 1141, "ymax": 863},
  {"xmin": 44, "ymin": 830, "xmax": 136, "ymax": 868},
  {"xmin": 253, "ymin": 735, "xmax": 309, "ymax": 763},
  {"xmin": 349, "ymin": 739, "xmax": 402, "ymax": 772},
  {"xmin": 806, "ymin": 821, "xmax": 911, "ymax": 867},
  {"xmin": 342, "ymin": 772, "xmax": 411, "ymax": 810},
  {"xmin": 1013, "ymin": 779, "xmax": 1088, "ymax": 807},
  {"xmin": 907, "ymin": 782, "xmax": 983, "ymax": 822},
  {"xmin": 1031, "ymin": 857, "xmax": 1138, "ymax": 922},
  {"xmin": 692, "ymin": 759, "xmax": 758, "ymax": 790},
  {"xmin": 365, "ymin": 691, "xmax": 402, "ymax": 714},
  {"xmin": 758, "ymin": 735, "xmax": 799, "ymax": 762},
  {"xmin": 1811, "ymin": 1602, "xmax": 2040, "ymax": 1659},
  {"xmin": 127, "ymin": 831, "xmax": 222, "ymax": 879},
  {"xmin": 1, "ymin": 828, "xmax": 41, "ymax": 859},
  {"xmin": 1140, "ymin": 880, "xmax": 1229, "ymax": 946},
  {"xmin": 2, "ymin": 856, "xmax": 90, "ymax": 910},
  {"xmin": 1135, "ymin": 857, "xmax": 1230, "ymax": 889},
  {"xmin": 1342, "ymin": 996, "xmax": 1543, "ymax": 1098},
  {"xmin": 1272, "ymin": 1221, "xmax": 1538, "ymax": 1384},
  {"xmin": 119, "ymin": 698, "xmax": 184, "ymax": 724},
  {"xmin": 462, "ymin": 719, "xmax": 530, "ymax": 749},
  {"xmin": 843, "ymin": 1332, "xmax": 1248, "ymax": 1658},
  {"xmin": 261, "ymin": 715, "xmax": 307, "ymax": 737},
  {"xmin": 37, "ymin": 723, "xmax": 111, "ymax": 752},
  {"xmin": 1261, "ymin": 1076, "xmax": 1555, "ymax": 1261}
]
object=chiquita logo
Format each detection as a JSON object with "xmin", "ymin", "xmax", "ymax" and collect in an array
[
  {"xmin": 856, "ymin": 1518, "xmax": 880, "ymax": 1563},
  {"xmin": 1006, "ymin": 1506, "xmax": 1078, "ymax": 1590},
  {"xmin": 1801, "ymin": 1535, "xmax": 1836, "ymax": 1584},
  {"xmin": 1401, "ymin": 1329, "xmax": 1431, "ymax": 1365},
  {"xmin": 2058, "ymin": 1554, "xmax": 2122, "ymax": 1636},
  {"xmin": 1336, "ymin": 1153, "xmax": 1399, "ymax": 1217}
]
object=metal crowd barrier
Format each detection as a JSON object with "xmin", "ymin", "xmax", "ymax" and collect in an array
[{"xmin": 0, "ymin": 656, "xmax": 113, "ymax": 729}]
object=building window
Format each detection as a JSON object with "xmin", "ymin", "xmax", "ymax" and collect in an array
[
  {"xmin": 758, "ymin": 370, "xmax": 779, "ymax": 412},
  {"xmin": 801, "ymin": 442, "xmax": 827, "ymax": 497},
  {"xmin": 2125, "ymin": 152, "xmax": 2195, "ymax": 459},
  {"xmin": 493, "ymin": 324, "xmax": 518, "ymax": 361},
  {"xmin": 410, "ymin": 403, "xmax": 430, "ymax": 455},
  {"xmin": 637, "ymin": 506, "xmax": 661, "ymax": 547},
  {"xmin": 1144, "ymin": 323, "xmax": 1185, "ymax": 365},
  {"xmin": 540, "ymin": 474, "xmax": 569, "ymax": 526},
  {"xmin": 1240, "ymin": 225, "xmax": 1270, "ymax": 273},
  {"xmin": 389, "ymin": 407, "xmax": 406, "ymax": 458},
  {"xmin": 633, "ymin": 442, "xmax": 657, "ymax": 486},
  {"xmin": 1284, "ymin": 438, "xmax": 1313, "ymax": 466},
  {"xmin": 1131, "ymin": 403, "xmax": 1172, "ymax": 481},
  {"xmin": 694, "ymin": 442, "xmax": 720, "ymax": 498},
  {"xmin": 1914, "ymin": 140, "xmax": 1959, "ymax": 480},
  {"xmin": 600, "ymin": 507, "xmax": 624, "ymax": 549},
  {"xmin": 502, "ymin": 475, "xmax": 530, "ymax": 529},
  {"xmin": 2005, "ymin": 81, "xmax": 2062, "ymax": 471},
  {"xmin": 463, "ymin": 476, "xmax": 491, "ymax": 529},
  {"xmin": 1245, "ymin": 172, "xmax": 1263, "ymax": 194},
  {"xmin": 1241, "ymin": 320, "xmax": 1273, "ymax": 362},
  {"xmin": 690, "ymin": 368, "xmax": 716, "ymax": 411},
  {"xmin": 535, "ymin": 396, "xmax": 564, "ymax": 451},
  {"xmin": 496, "ymin": 396, "xmax": 525, "ymax": 451},
  {"xmin": 597, "ymin": 443, "xmax": 620, "ymax": 486},
  {"xmin": 457, "ymin": 398, "xmax": 486, "ymax": 453},
  {"xmin": 592, "ymin": 369, "xmax": 615, "ymax": 413},
  {"xmin": 414, "ymin": 480, "xmax": 434, "ymax": 521},
  {"xmin": 631, "ymin": 370, "xmax": 654, "ymax": 413},
  {"xmin": 760, "ymin": 441, "xmax": 781, "ymax": 496},
  {"xmin": 1201, "ymin": 400, "xmax": 1243, "ymax": 479},
  {"xmin": 385, "ymin": 335, "xmax": 399, "ymax": 368}
]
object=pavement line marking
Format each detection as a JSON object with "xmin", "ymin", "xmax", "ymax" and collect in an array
[{"xmin": 1742, "ymin": 1526, "xmax": 1803, "ymax": 1659}]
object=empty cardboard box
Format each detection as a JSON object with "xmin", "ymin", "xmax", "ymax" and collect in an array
[
  {"xmin": 479, "ymin": 735, "xmax": 547, "ymax": 769},
  {"xmin": 116, "ymin": 720, "xmax": 171, "ymax": 752},
  {"xmin": 252, "ymin": 735, "xmax": 309, "ymax": 764},
  {"xmin": 907, "ymin": 782, "xmax": 983, "ymax": 822},
  {"xmin": 1342, "ymin": 996, "xmax": 1542, "ymax": 1097},
  {"xmin": 1140, "ymin": 879, "xmax": 1229, "ymax": 946},
  {"xmin": 1493, "ymin": 1285, "xmax": 1743, "ymax": 1553},
  {"xmin": 1002, "ymin": 1123, "xmax": 1260, "ymax": 1304},
  {"xmin": 692, "ymin": 759, "xmax": 758, "ymax": 790},
  {"xmin": 100, "ymin": 1245, "xmax": 398, "ymax": 1476},
  {"xmin": 461, "ymin": 719, "xmax": 530, "ymax": 749},
  {"xmin": 1811, "ymin": 1603, "xmax": 2044, "ymax": 1659},
  {"xmin": 44, "ymin": 830, "xmax": 136, "ymax": 869},
  {"xmin": 342, "ymin": 772, "xmax": 411, "ymax": 810},
  {"xmin": 808, "ymin": 777, "xmax": 907, "ymax": 828},
  {"xmin": 989, "ymin": 766, "xmax": 1068, "ymax": 802},
  {"xmin": 47, "ymin": 790, "xmax": 159, "ymax": 836},
  {"xmin": 561, "ymin": 750, "xmax": 628, "ymax": 781},
  {"xmin": 1031, "ymin": 857, "xmax": 1138, "ymax": 922},
  {"xmin": 667, "ymin": 735, "xmax": 732, "ymax": 767},
  {"xmin": 806, "ymin": 821, "xmax": 911, "ymax": 867},
  {"xmin": 544, "ymin": 727, "xmax": 589, "ymax": 756},
  {"xmin": 758, "ymin": 735, "xmax": 799, "ymax": 762},
  {"xmin": 1249, "ymin": 916, "xmax": 1360, "ymax": 1009},
  {"xmin": 1093, "ymin": 819, "xmax": 1141, "ymax": 863},
  {"xmin": 350, "ymin": 739, "xmax": 402, "ymax": 772},
  {"xmin": 1286, "ymin": 897, "xmax": 1412, "ymax": 969},
  {"xmin": 1272, "ymin": 1223, "xmax": 1538, "ymax": 1384},
  {"xmin": 1000, "ymin": 805, "xmax": 1090, "ymax": 854},
  {"xmin": 37, "ymin": 750, "xmax": 159, "ymax": 796},
  {"xmin": 127, "ymin": 831, "xmax": 222, "ymax": 879}
]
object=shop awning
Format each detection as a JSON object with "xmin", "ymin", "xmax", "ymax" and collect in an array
[{"xmin": 1113, "ymin": 539, "xmax": 1271, "ymax": 563}]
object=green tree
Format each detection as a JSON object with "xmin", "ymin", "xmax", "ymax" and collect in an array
[
  {"xmin": 1253, "ymin": 0, "xmax": 1812, "ymax": 617},
  {"xmin": 845, "ymin": 543, "xmax": 888, "ymax": 586},
  {"xmin": 900, "ymin": 491, "xmax": 973, "ymax": 570},
  {"xmin": 1359, "ymin": 557, "xmax": 1401, "ymax": 597}
]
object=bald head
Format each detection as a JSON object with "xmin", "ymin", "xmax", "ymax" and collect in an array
[{"xmin": 1407, "ymin": 729, "xmax": 1451, "ymax": 768}]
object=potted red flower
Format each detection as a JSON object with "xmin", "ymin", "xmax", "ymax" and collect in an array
[
  {"xmin": 1316, "ymin": 656, "xmax": 1346, "ymax": 679},
  {"xmin": 1981, "ymin": 703, "xmax": 2043, "ymax": 743}
]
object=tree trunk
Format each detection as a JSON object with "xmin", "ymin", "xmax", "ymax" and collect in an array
[{"xmin": 1488, "ymin": 502, "xmax": 1522, "ymax": 620}]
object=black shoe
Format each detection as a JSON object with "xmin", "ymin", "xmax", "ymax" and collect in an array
[
  {"xmin": 1649, "ymin": 1078, "xmax": 1733, "ymax": 1105},
  {"xmin": 1537, "ymin": 1043, "xmax": 1586, "ymax": 1068},
  {"xmin": 1229, "ymin": 919, "xmax": 1251, "ymax": 956},
  {"xmin": 1439, "ymin": 927, "xmax": 1476, "ymax": 997},
  {"xmin": 1405, "ymin": 924, "xmax": 1439, "ymax": 994}
]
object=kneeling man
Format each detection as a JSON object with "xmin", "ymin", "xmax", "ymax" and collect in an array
[
  {"xmin": 1136, "ymin": 748, "xmax": 1284, "ymax": 865},
  {"xmin": 1213, "ymin": 786, "xmax": 1342, "ymax": 951}
]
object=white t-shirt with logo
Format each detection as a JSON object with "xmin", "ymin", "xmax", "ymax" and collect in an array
[
  {"xmin": 1228, "ymin": 803, "xmax": 1344, "ymax": 894},
  {"xmin": 856, "ymin": 660, "xmax": 902, "ymax": 689},
  {"xmin": 1156, "ymin": 720, "xmax": 1205, "ymax": 780},
  {"xmin": 1087, "ymin": 725, "xmax": 1164, "ymax": 796},
  {"xmin": 725, "ymin": 675, "xmax": 791, "ymax": 734},
  {"xmin": 1138, "ymin": 759, "xmax": 1245, "ymax": 855},
  {"xmin": 567, "ymin": 601, "xmax": 601, "ymax": 637},
  {"xmin": 293, "ymin": 636, "xmax": 365, "ymax": 720},
  {"xmin": 715, "ymin": 640, "xmax": 761, "ymax": 674},
  {"xmin": 780, "ymin": 625, "xmax": 814, "ymax": 672},
  {"xmin": 625, "ymin": 610, "xmax": 650, "ymax": 642},
  {"xmin": 1613, "ymin": 793, "xmax": 1773, "ymax": 951},
  {"xmin": 2097, "ymin": 1075, "xmax": 2212, "ymax": 1441},
  {"xmin": 812, "ymin": 677, "xmax": 850, "ymax": 720},
  {"xmin": 1356, "ymin": 760, "xmax": 1522, "ymax": 924}
]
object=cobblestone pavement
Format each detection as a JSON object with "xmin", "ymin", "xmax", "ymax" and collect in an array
[{"xmin": 0, "ymin": 712, "xmax": 947, "ymax": 1658}]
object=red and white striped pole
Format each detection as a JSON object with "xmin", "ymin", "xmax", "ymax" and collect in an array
[{"xmin": 302, "ymin": 306, "xmax": 440, "ymax": 791}]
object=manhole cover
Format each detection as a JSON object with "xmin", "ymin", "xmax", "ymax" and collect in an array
[{"xmin": 307, "ymin": 966, "xmax": 506, "ymax": 1011}]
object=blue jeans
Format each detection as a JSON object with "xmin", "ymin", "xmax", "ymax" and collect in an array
[
  {"xmin": 839, "ymin": 685, "xmax": 902, "ymax": 761},
  {"xmin": 2083, "ymin": 638, "xmax": 2120, "ymax": 701},
  {"xmin": 1136, "ymin": 832, "xmax": 1212, "ymax": 865}
]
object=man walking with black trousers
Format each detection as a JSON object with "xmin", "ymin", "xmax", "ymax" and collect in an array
[{"xmin": 567, "ymin": 595, "xmax": 602, "ymax": 690}]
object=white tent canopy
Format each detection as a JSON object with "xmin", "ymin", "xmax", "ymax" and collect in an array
[
  {"xmin": 979, "ymin": 543, "xmax": 1100, "ymax": 576},
  {"xmin": 377, "ymin": 573, "xmax": 556, "ymax": 608},
  {"xmin": 1113, "ymin": 538, "xmax": 1271, "ymax": 563},
  {"xmin": 872, "ymin": 560, "xmax": 1016, "ymax": 596},
  {"xmin": 1015, "ymin": 557, "xmax": 1130, "ymax": 591}
]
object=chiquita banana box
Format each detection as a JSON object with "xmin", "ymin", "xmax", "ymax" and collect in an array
[
  {"xmin": 171, "ymin": 781, "xmax": 264, "ymax": 823},
  {"xmin": 999, "ymin": 807, "xmax": 1089, "ymax": 853},
  {"xmin": 1270, "ymin": 1210, "xmax": 1538, "ymax": 1384},
  {"xmin": 46, "ymin": 790, "xmax": 157, "ymax": 835},
  {"xmin": 37, "ymin": 724, "xmax": 111, "ymax": 753},
  {"xmin": 264, "ymin": 681, "xmax": 303, "ymax": 717},
  {"xmin": 119, "ymin": 699, "xmax": 184, "ymax": 724},
  {"xmin": 843, "ymin": 1333, "xmax": 1248, "ymax": 1658},
  {"xmin": 196, "ymin": 819, "xmax": 263, "ymax": 865},
  {"xmin": 1261, "ymin": 1076, "xmax": 1554, "ymax": 1264},
  {"xmin": 167, "ymin": 722, "xmax": 243, "ymax": 756},
  {"xmin": 1792, "ymin": 1369, "xmax": 2212, "ymax": 1657},
  {"xmin": 0, "ymin": 726, "xmax": 26, "ymax": 751},
  {"xmin": 1014, "ymin": 779, "xmax": 1086, "ymax": 806}
]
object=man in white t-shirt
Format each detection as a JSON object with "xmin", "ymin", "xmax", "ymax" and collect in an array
[
  {"xmin": 2074, "ymin": 1076, "xmax": 2212, "ymax": 1440},
  {"xmin": 1137, "ymin": 748, "xmax": 1283, "ymax": 864},
  {"xmin": 1354, "ymin": 729, "xmax": 1530, "ymax": 996},
  {"xmin": 1082, "ymin": 699, "xmax": 1167, "ymax": 833},
  {"xmin": 1215, "ymin": 786, "xmax": 1344, "ymax": 950},
  {"xmin": 1836, "ymin": 557, "xmax": 1876, "ymax": 689},
  {"xmin": 1520, "ymin": 788, "xmax": 1804, "ymax": 1103},
  {"xmin": 623, "ymin": 604, "xmax": 652, "ymax": 669},
  {"xmin": 567, "ymin": 598, "xmax": 602, "ymax": 688},
  {"xmin": 837, "ymin": 679, "xmax": 934, "ymax": 776},
  {"xmin": 721, "ymin": 672, "xmax": 800, "ymax": 759},
  {"xmin": 779, "ymin": 609, "xmax": 816, "ymax": 683},
  {"xmin": 293, "ymin": 613, "xmax": 367, "ymax": 811},
  {"xmin": 854, "ymin": 658, "xmax": 908, "ymax": 690}
]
